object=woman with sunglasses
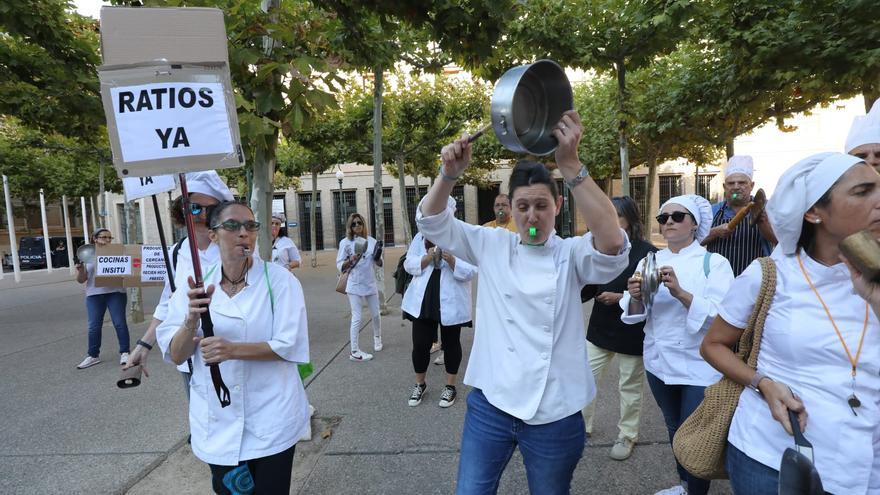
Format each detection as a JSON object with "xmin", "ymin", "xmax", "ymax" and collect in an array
[
  {"xmin": 75, "ymin": 228, "xmax": 131, "ymax": 369},
  {"xmin": 156, "ymin": 201, "xmax": 310, "ymax": 494},
  {"xmin": 620, "ymin": 195, "xmax": 734, "ymax": 495},
  {"xmin": 336, "ymin": 213, "xmax": 383, "ymax": 362},
  {"xmin": 270, "ymin": 213, "xmax": 301, "ymax": 271},
  {"xmin": 701, "ymin": 153, "xmax": 880, "ymax": 495}
]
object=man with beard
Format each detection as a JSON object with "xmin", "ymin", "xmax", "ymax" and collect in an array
[
  {"xmin": 701, "ymin": 156, "xmax": 776, "ymax": 276},
  {"xmin": 481, "ymin": 193, "xmax": 518, "ymax": 233}
]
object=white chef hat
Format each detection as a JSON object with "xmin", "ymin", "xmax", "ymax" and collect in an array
[
  {"xmin": 766, "ymin": 152, "xmax": 864, "ymax": 255},
  {"xmin": 725, "ymin": 155, "xmax": 754, "ymax": 179},
  {"xmin": 845, "ymin": 99, "xmax": 880, "ymax": 153},
  {"xmin": 271, "ymin": 212, "xmax": 286, "ymax": 222},
  {"xmin": 185, "ymin": 170, "xmax": 234, "ymax": 201},
  {"xmin": 660, "ymin": 194, "xmax": 713, "ymax": 242}
]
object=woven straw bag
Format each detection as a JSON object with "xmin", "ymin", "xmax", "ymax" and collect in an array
[{"xmin": 672, "ymin": 257, "xmax": 777, "ymax": 479}]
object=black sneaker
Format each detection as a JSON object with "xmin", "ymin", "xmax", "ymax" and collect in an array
[
  {"xmin": 408, "ymin": 383, "xmax": 427, "ymax": 407},
  {"xmin": 438, "ymin": 385, "xmax": 457, "ymax": 408}
]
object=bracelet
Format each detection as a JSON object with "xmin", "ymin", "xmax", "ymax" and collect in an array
[
  {"xmin": 439, "ymin": 165, "xmax": 461, "ymax": 182},
  {"xmin": 749, "ymin": 370, "xmax": 769, "ymax": 394},
  {"xmin": 565, "ymin": 165, "xmax": 590, "ymax": 189},
  {"xmin": 136, "ymin": 339, "xmax": 153, "ymax": 350}
]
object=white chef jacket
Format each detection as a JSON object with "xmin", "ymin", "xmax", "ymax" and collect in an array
[
  {"xmin": 719, "ymin": 249, "xmax": 880, "ymax": 495},
  {"xmin": 152, "ymin": 237, "xmax": 221, "ymax": 373},
  {"xmin": 401, "ymin": 232, "xmax": 476, "ymax": 326},
  {"xmin": 336, "ymin": 236, "xmax": 380, "ymax": 296},
  {"xmin": 271, "ymin": 236, "xmax": 301, "ymax": 268},
  {"xmin": 620, "ymin": 240, "xmax": 734, "ymax": 386},
  {"xmin": 155, "ymin": 256, "xmax": 310, "ymax": 466},
  {"xmin": 417, "ymin": 202, "xmax": 630, "ymax": 424}
]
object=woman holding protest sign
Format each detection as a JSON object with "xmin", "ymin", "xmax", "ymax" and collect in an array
[{"xmin": 75, "ymin": 228, "xmax": 131, "ymax": 369}]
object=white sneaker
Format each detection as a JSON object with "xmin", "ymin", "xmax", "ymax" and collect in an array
[
  {"xmin": 610, "ymin": 437, "xmax": 635, "ymax": 460},
  {"xmin": 429, "ymin": 342, "xmax": 442, "ymax": 354},
  {"xmin": 349, "ymin": 350, "xmax": 373, "ymax": 362},
  {"xmin": 308, "ymin": 404, "xmax": 316, "ymax": 417},
  {"xmin": 373, "ymin": 336, "xmax": 383, "ymax": 352},
  {"xmin": 433, "ymin": 352, "xmax": 444, "ymax": 365},
  {"xmin": 653, "ymin": 485, "xmax": 686, "ymax": 495},
  {"xmin": 77, "ymin": 356, "xmax": 101, "ymax": 369},
  {"xmin": 119, "ymin": 352, "xmax": 129, "ymax": 365}
]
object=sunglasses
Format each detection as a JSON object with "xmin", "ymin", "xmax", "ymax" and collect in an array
[
  {"xmin": 189, "ymin": 202, "xmax": 215, "ymax": 216},
  {"xmin": 212, "ymin": 219, "xmax": 261, "ymax": 232},
  {"xmin": 656, "ymin": 211, "xmax": 693, "ymax": 225},
  {"xmin": 351, "ymin": 220, "xmax": 364, "ymax": 226}
]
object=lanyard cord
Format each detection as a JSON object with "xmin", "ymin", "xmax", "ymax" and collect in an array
[{"xmin": 797, "ymin": 251, "xmax": 869, "ymax": 378}]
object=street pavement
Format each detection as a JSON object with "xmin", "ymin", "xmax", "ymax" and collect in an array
[{"xmin": 0, "ymin": 248, "xmax": 731, "ymax": 494}]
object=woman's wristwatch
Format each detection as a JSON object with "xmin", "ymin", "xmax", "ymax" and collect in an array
[
  {"xmin": 565, "ymin": 165, "xmax": 590, "ymax": 189},
  {"xmin": 136, "ymin": 339, "xmax": 153, "ymax": 350}
]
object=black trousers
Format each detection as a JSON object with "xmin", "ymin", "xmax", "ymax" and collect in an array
[
  {"xmin": 209, "ymin": 443, "xmax": 296, "ymax": 494},
  {"xmin": 412, "ymin": 318, "xmax": 462, "ymax": 375}
]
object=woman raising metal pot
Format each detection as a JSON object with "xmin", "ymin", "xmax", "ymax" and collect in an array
[
  {"xmin": 156, "ymin": 201, "xmax": 310, "ymax": 494},
  {"xmin": 418, "ymin": 110, "xmax": 629, "ymax": 494},
  {"xmin": 621, "ymin": 194, "xmax": 734, "ymax": 495},
  {"xmin": 701, "ymin": 153, "xmax": 880, "ymax": 494},
  {"xmin": 336, "ymin": 213, "xmax": 383, "ymax": 362}
]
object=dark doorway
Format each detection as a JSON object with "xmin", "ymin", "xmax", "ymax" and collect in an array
[{"xmin": 477, "ymin": 183, "xmax": 501, "ymax": 225}]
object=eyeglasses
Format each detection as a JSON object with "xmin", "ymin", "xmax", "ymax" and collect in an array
[
  {"xmin": 271, "ymin": 222, "xmax": 283, "ymax": 227},
  {"xmin": 189, "ymin": 202, "xmax": 215, "ymax": 216},
  {"xmin": 351, "ymin": 221, "xmax": 363, "ymax": 226},
  {"xmin": 96, "ymin": 236, "xmax": 113, "ymax": 240},
  {"xmin": 656, "ymin": 211, "xmax": 693, "ymax": 225},
  {"xmin": 212, "ymin": 219, "xmax": 261, "ymax": 232}
]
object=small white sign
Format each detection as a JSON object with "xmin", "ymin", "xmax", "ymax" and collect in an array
[
  {"xmin": 122, "ymin": 174, "xmax": 177, "ymax": 202},
  {"xmin": 110, "ymin": 82, "xmax": 233, "ymax": 163},
  {"xmin": 140, "ymin": 245, "xmax": 168, "ymax": 283},
  {"xmin": 97, "ymin": 255, "xmax": 132, "ymax": 276},
  {"xmin": 272, "ymin": 198, "xmax": 285, "ymax": 215}
]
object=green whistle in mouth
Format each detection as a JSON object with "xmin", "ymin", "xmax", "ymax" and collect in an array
[
  {"xmin": 731, "ymin": 193, "xmax": 739, "ymax": 200},
  {"xmin": 529, "ymin": 227, "xmax": 537, "ymax": 238}
]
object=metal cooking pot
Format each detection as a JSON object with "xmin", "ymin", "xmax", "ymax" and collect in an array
[
  {"xmin": 480, "ymin": 59, "xmax": 573, "ymax": 156},
  {"xmin": 76, "ymin": 244, "xmax": 96, "ymax": 264},
  {"xmin": 637, "ymin": 251, "xmax": 662, "ymax": 313}
]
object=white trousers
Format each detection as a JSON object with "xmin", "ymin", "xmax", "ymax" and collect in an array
[{"xmin": 347, "ymin": 293, "xmax": 381, "ymax": 352}]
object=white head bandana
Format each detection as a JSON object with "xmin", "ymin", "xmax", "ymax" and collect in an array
[
  {"xmin": 185, "ymin": 170, "xmax": 234, "ymax": 202},
  {"xmin": 845, "ymin": 99, "xmax": 880, "ymax": 153},
  {"xmin": 725, "ymin": 155, "xmax": 754, "ymax": 179},
  {"xmin": 766, "ymin": 152, "xmax": 864, "ymax": 255},
  {"xmin": 660, "ymin": 194, "xmax": 713, "ymax": 242}
]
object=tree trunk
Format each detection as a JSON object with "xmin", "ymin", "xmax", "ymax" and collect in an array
[
  {"xmin": 372, "ymin": 65, "xmax": 386, "ymax": 311},
  {"xmin": 645, "ymin": 153, "xmax": 658, "ymax": 237},
  {"xmin": 395, "ymin": 155, "xmax": 412, "ymax": 245},
  {"xmin": 725, "ymin": 140, "xmax": 735, "ymax": 159},
  {"xmin": 125, "ymin": 200, "xmax": 144, "ymax": 323},
  {"xmin": 616, "ymin": 60, "xmax": 631, "ymax": 197},
  {"xmin": 251, "ymin": 128, "xmax": 279, "ymax": 261},
  {"xmin": 310, "ymin": 170, "xmax": 318, "ymax": 268}
]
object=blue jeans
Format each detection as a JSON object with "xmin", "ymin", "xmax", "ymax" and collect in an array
[
  {"xmin": 645, "ymin": 371, "xmax": 710, "ymax": 495},
  {"xmin": 456, "ymin": 389, "xmax": 584, "ymax": 495},
  {"xmin": 85, "ymin": 292, "xmax": 130, "ymax": 358},
  {"xmin": 726, "ymin": 442, "xmax": 779, "ymax": 495}
]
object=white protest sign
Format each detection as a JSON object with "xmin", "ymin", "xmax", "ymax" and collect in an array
[
  {"xmin": 96, "ymin": 255, "xmax": 132, "ymax": 276},
  {"xmin": 140, "ymin": 245, "xmax": 168, "ymax": 283},
  {"xmin": 122, "ymin": 174, "xmax": 176, "ymax": 202},
  {"xmin": 110, "ymin": 82, "xmax": 233, "ymax": 163}
]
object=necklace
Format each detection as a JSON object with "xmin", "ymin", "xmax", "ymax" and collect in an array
[
  {"xmin": 797, "ymin": 252, "xmax": 869, "ymax": 414},
  {"xmin": 221, "ymin": 260, "xmax": 250, "ymax": 296}
]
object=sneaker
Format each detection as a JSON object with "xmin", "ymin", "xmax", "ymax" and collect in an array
[
  {"xmin": 119, "ymin": 352, "xmax": 129, "ymax": 365},
  {"xmin": 610, "ymin": 437, "xmax": 635, "ymax": 461},
  {"xmin": 429, "ymin": 342, "xmax": 442, "ymax": 354},
  {"xmin": 373, "ymin": 336, "xmax": 383, "ymax": 352},
  {"xmin": 349, "ymin": 350, "xmax": 373, "ymax": 362},
  {"xmin": 438, "ymin": 385, "xmax": 457, "ymax": 408},
  {"xmin": 433, "ymin": 352, "xmax": 444, "ymax": 365},
  {"xmin": 408, "ymin": 383, "xmax": 427, "ymax": 406},
  {"xmin": 584, "ymin": 431, "xmax": 592, "ymax": 447},
  {"xmin": 653, "ymin": 485, "xmax": 686, "ymax": 495},
  {"xmin": 76, "ymin": 356, "xmax": 101, "ymax": 369},
  {"xmin": 308, "ymin": 404, "xmax": 316, "ymax": 418}
]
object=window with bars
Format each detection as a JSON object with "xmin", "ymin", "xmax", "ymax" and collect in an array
[
  {"xmin": 368, "ymin": 188, "xmax": 395, "ymax": 246},
  {"xmin": 298, "ymin": 192, "xmax": 323, "ymax": 250},
  {"xmin": 451, "ymin": 185, "xmax": 465, "ymax": 221},
  {"xmin": 659, "ymin": 175, "xmax": 683, "ymax": 206},
  {"xmin": 553, "ymin": 180, "xmax": 575, "ymax": 237},
  {"xmin": 629, "ymin": 176, "xmax": 648, "ymax": 220},
  {"xmin": 333, "ymin": 190, "xmax": 358, "ymax": 245},
  {"xmin": 696, "ymin": 174, "xmax": 716, "ymax": 201},
  {"xmin": 405, "ymin": 186, "xmax": 429, "ymax": 236}
]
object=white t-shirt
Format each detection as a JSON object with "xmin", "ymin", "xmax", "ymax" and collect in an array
[
  {"xmin": 271, "ymin": 236, "xmax": 301, "ymax": 268},
  {"xmin": 719, "ymin": 249, "xmax": 880, "ymax": 495},
  {"xmin": 84, "ymin": 262, "xmax": 126, "ymax": 297}
]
